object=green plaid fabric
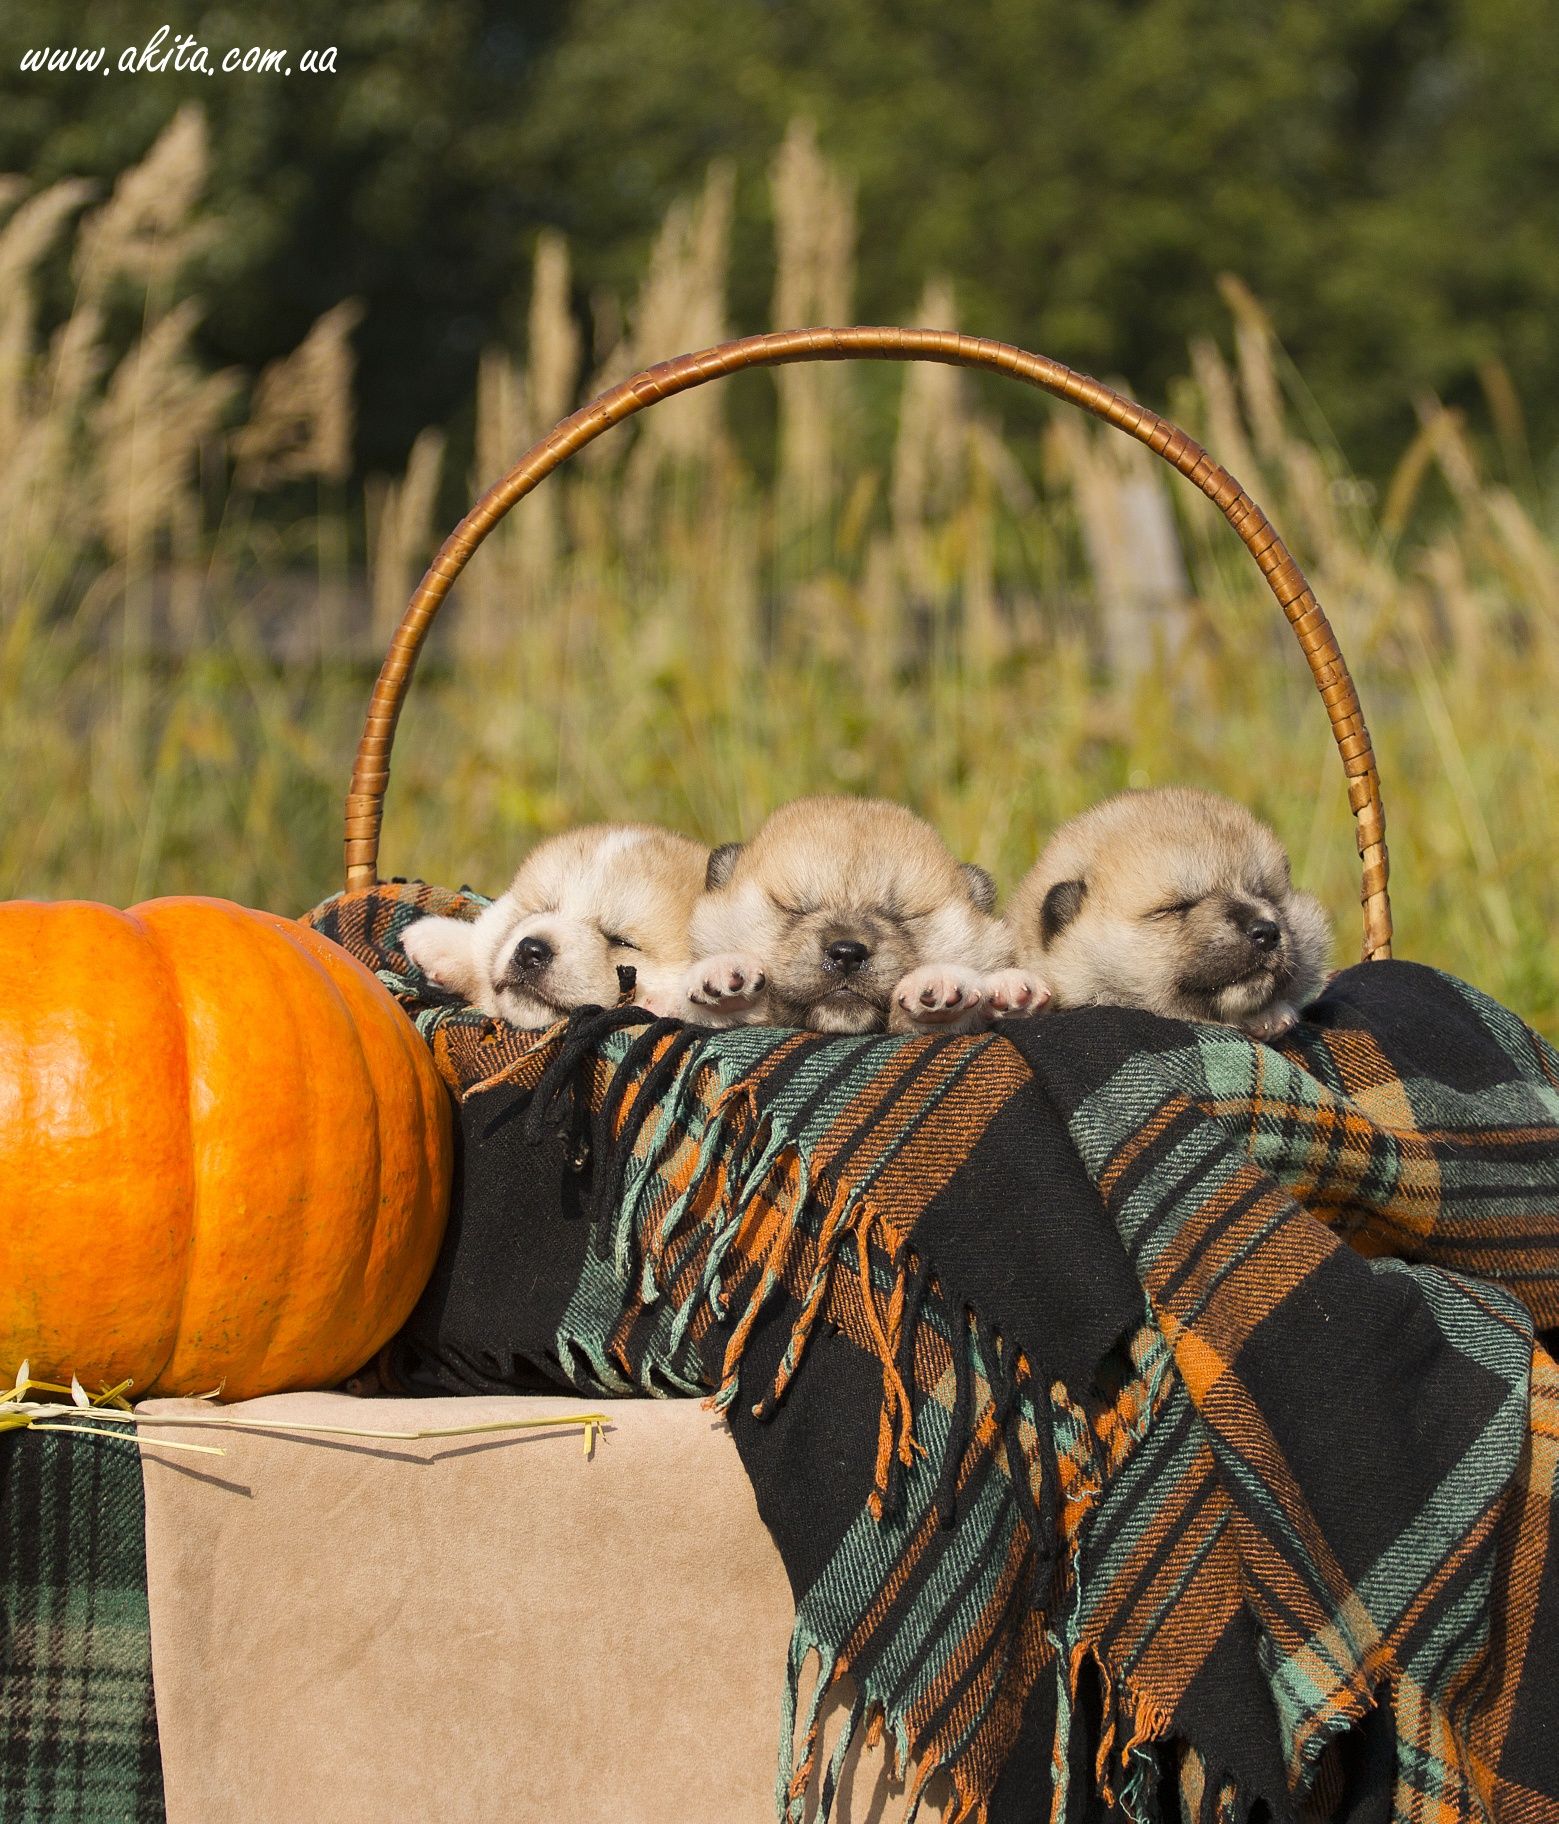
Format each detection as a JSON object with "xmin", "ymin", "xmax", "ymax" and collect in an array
[
  {"xmin": 0, "ymin": 1431, "xmax": 164, "ymax": 1823},
  {"xmin": 305, "ymin": 883, "xmax": 1559, "ymax": 1824}
]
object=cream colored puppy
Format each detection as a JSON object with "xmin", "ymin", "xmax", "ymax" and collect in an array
[
  {"xmin": 682, "ymin": 796, "xmax": 1041, "ymax": 1035},
  {"xmin": 1004, "ymin": 788, "xmax": 1331, "ymax": 1040},
  {"xmin": 402, "ymin": 824, "xmax": 708, "ymax": 1027}
]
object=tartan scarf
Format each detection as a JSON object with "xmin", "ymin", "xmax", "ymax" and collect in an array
[{"xmin": 305, "ymin": 882, "xmax": 1559, "ymax": 1824}]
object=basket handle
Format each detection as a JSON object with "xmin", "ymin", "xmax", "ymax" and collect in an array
[{"xmin": 344, "ymin": 326, "xmax": 1391, "ymax": 961}]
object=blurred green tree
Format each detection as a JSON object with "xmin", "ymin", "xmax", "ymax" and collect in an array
[
  {"xmin": 0, "ymin": 0, "xmax": 570, "ymax": 470},
  {"xmin": 3, "ymin": 0, "xmax": 1557, "ymax": 478},
  {"xmin": 513, "ymin": 0, "xmax": 1559, "ymax": 471}
]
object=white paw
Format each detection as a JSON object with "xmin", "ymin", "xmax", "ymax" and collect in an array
[
  {"xmin": 1242, "ymin": 1000, "xmax": 1298, "ymax": 1042},
  {"xmin": 633, "ymin": 964, "xmax": 693, "ymax": 1020},
  {"xmin": 685, "ymin": 952, "xmax": 768, "ymax": 1011},
  {"xmin": 400, "ymin": 915, "xmax": 477, "ymax": 995},
  {"xmin": 982, "ymin": 968, "xmax": 1052, "ymax": 1020},
  {"xmin": 893, "ymin": 964, "xmax": 986, "ymax": 1028}
]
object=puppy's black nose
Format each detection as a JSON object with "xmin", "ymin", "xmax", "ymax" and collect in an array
[
  {"xmin": 825, "ymin": 939, "xmax": 870, "ymax": 975},
  {"xmin": 1245, "ymin": 918, "xmax": 1281, "ymax": 954},
  {"xmin": 514, "ymin": 935, "xmax": 553, "ymax": 972}
]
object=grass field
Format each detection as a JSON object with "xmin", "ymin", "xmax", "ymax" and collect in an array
[{"xmin": 3, "ymin": 117, "xmax": 1556, "ymax": 1034}]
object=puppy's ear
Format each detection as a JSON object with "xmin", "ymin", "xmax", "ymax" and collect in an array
[
  {"xmin": 401, "ymin": 914, "xmax": 483, "ymax": 999},
  {"xmin": 1039, "ymin": 879, "xmax": 1086, "ymax": 948},
  {"xmin": 706, "ymin": 843, "xmax": 744, "ymax": 890},
  {"xmin": 960, "ymin": 862, "xmax": 997, "ymax": 914}
]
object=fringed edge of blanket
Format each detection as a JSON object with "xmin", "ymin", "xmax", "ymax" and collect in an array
[
  {"xmin": 559, "ymin": 1027, "xmax": 1260, "ymax": 1824},
  {"xmin": 587, "ymin": 1037, "xmax": 1493, "ymax": 1824}
]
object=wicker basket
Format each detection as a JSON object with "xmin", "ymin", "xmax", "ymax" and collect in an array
[{"xmin": 342, "ymin": 326, "xmax": 1392, "ymax": 961}]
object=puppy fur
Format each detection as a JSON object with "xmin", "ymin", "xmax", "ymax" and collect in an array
[
  {"xmin": 401, "ymin": 823, "xmax": 708, "ymax": 1027},
  {"xmin": 683, "ymin": 795, "xmax": 1035, "ymax": 1034},
  {"xmin": 1005, "ymin": 788, "xmax": 1331, "ymax": 1039}
]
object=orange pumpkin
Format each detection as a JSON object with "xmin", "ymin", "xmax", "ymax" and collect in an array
[{"xmin": 0, "ymin": 896, "xmax": 451, "ymax": 1400}]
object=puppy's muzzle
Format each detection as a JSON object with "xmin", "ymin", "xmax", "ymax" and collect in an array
[
  {"xmin": 1225, "ymin": 903, "xmax": 1287, "ymax": 974},
  {"xmin": 1243, "ymin": 917, "xmax": 1281, "ymax": 955},
  {"xmin": 511, "ymin": 934, "xmax": 553, "ymax": 976},
  {"xmin": 825, "ymin": 939, "xmax": 871, "ymax": 977}
]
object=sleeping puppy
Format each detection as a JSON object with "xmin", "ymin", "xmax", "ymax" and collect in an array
[
  {"xmin": 401, "ymin": 823, "xmax": 708, "ymax": 1027},
  {"xmin": 683, "ymin": 795, "xmax": 1041, "ymax": 1034},
  {"xmin": 1004, "ymin": 788, "xmax": 1331, "ymax": 1040}
]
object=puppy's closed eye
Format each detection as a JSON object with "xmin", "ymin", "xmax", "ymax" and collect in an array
[{"xmin": 1148, "ymin": 896, "xmax": 1202, "ymax": 920}]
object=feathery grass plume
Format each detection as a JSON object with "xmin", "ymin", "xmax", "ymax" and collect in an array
[
  {"xmin": 369, "ymin": 426, "xmax": 446, "ymax": 643},
  {"xmin": 771, "ymin": 120, "xmax": 857, "ymax": 534},
  {"xmin": 1188, "ymin": 336, "xmax": 1261, "ymax": 504},
  {"xmin": 1047, "ymin": 412, "xmax": 1190, "ymax": 678},
  {"xmin": 231, "ymin": 301, "xmax": 362, "ymax": 490},
  {"xmin": 1476, "ymin": 357, "xmax": 1532, "ymax": 493},
  {"xmin": 1413, "ymin": 403, "xmax": 1559, "ymax": 667},
  {"xmin": 528, "ymin": 230, "xmax": 581, "ymax": 439},
  {"xmin": 1406, "ymin": 399, "xmax": 1553, "ymax": 644},
  {"xmin": 1217, "ymin": 274, "xmax": 1287, "ymax": 463},
  {"xmin": 460, "ymin": 235, "xmax": 580, "ymax": 663},
  {"xmin": 461, "ymin": 347, "xmax": 527, "ymax": 662},
  {"xmin": 956, "ymin": 444, "xmax": 1002, "ymax": 672},
  {"xmin": 517, "ymin": 232, "xmax": 579, "ymax": 601},
  {"xmin": 600, "ymin": 160, "xmax": 734, "ymax": 534},
  {"xmin": 0, "ymin": 180, "xmax": 94, "ymax": 445},
  {"xmin": 93, "ymin": 300, "xmax": 239, "ymax": 565},
  {"xmin": 74, "ymin": 105, "xmax": 212, "ymax": 301},
  {"xmin": 0, "ymin": 179, "xmax": 99, "ymax": 618},
  {"xmin": 891, "ymin": 279, "xmax": 963, "ymax": 535},
  {"xmin": 1380, "ymin": 414, "xmax": 1441, "ymax": 541},
  {"xmin": 890, "ymin": 277, "xmax": 971, "ymax": 664}
]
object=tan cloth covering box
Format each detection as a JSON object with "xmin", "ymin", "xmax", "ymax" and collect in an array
[{"xmin": 138, "ymin": 1392, "xmax": 947, "ymax": 1823}]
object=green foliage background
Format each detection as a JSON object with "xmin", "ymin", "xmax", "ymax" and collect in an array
[{"xmin": 5, "ymin": 0, "xmax": 1559, "ymax": 478}]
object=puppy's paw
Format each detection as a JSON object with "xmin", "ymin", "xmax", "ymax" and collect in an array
[
  {"xmin": 982, "ymin": 968, "xmax": 1052, "ymax": 1020},
  {"xmin": 685, "ymin": 952, "xmax": 768, "ymax": 1015},
  {"xmin": 401, "ymin": 914, "xmax": 478, "ymax": 997},
  {"xmin": 633, "ymin": 964, "xmax": 694, "ymax": 1021},
  {"xmin": 1242, "ymin": 999, "xmax": 1298, "ymax": 1043},
  {"xmin": 891, "ymin": 964, "xmax": 986, "ymax": 1032}
]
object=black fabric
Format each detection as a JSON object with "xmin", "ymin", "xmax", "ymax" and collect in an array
[{"xmin": 390, "ymin": 1080, "xmax": 595, "ymax": 1395}]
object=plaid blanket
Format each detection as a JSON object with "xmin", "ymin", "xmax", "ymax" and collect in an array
[
  {"xmin": 304, "ymin": 882, "xmax": 1559, "ymax": 1824},
  {"xmin": 0, "ymin": 1431, "xmax": 164, "ymax": 1823}
]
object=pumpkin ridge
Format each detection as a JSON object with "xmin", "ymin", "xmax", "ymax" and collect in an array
[
  {"xmin": 283, "ymin": 916, "xmax": 451, "ymax": 1364},
  {"xmin": 129, "ymin": 904, "xmax": 206, "ymax": 1397},
  {"xmin": 264, "ymin": 911, "xmax": 386, "ymax": 1349},
  {"xmin": 138, "ymin": 898, "xmax": 312, "ymax": 1394}
]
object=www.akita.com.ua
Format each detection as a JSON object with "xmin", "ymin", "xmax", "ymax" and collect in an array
[{"xmin": 20, "ymin": 27, "xmax": 337, "ymax": 76}]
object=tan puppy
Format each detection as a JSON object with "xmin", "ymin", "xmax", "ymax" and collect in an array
[
  {"xmin": 683, "ymin": 796, "xmax": 1041, "ymax": 1035},
  {"xmin": 401, "ymin": 824, "xmax": 708, "ymax": 1027},
  {"xmin": 1004, "ymin": 788, "xmax": 1331, "ymax": 1040}
]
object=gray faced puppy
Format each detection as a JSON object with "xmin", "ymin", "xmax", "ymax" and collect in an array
[
  {"xmin": 1005, "ymin": 788, "xmax": 1331, "ymax": 1040},
  {"xmin": 683, "ymin": 795, "xmax": 1037, "ymax": 1035},
  {"xmin": 401, "ymin": 823, "xmax": 708, "ymax": 1027}
]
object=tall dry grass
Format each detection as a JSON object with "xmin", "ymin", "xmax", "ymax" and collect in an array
[{"xmin": 2, "ymin": 112, "xmax": 1556, "ymax": 1034}]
